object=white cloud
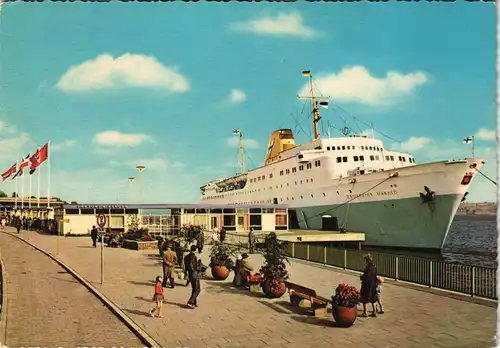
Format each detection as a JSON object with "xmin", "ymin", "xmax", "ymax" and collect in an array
[
  {"xmin": 300, "ymin": 66, "xmax": 428, "ymax": 106},
  {"xmin": 56, "ymin": 53, "xmax": 190, "ymax": 93},
  {"xmin": 231, "ymin": 12, "xmax": 322, "ymax": 39},
  {"xmin": 227, "ymin": 89, "xmax": 246, "ymax": 103},
  {"xmin": 51, "ymin": 140, "xmax": 78, "ymax": 152},
  {"xmin": 109, "ymin": 155, "xmax": 184, "ymax": 171},
  {"xmin": 0, "ymin": 118, "xmax": 34, "ymax": 162},
  {"xmin": 0, "ymin": 120, "xmax": 17, "ymax": 134},
  {"xmin": 398, "ymin": 136, "xmax": 431, "ymax": 152},
  {"xmin": 93, "ymin": 131, "xmax": 151, "ymax": 147},
  {"xmin": 226, "ymin": 136, "xmax": 259, "ymax": 149},
  {"xmin": 474, "ymin": 128, "xmax": 496, "ymax": 141}
]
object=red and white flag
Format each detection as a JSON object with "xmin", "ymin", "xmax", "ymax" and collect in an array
[
  {"xmin": 1, "ymin": 162, "xmax": 17, "ymax": 182},
  {"xmin": 11, "ymin": 154, "xmax": 30, "ymax": 179},
  {"xmin": 29, "ymin": 143, "xmax": 49, "ymax": 175}
]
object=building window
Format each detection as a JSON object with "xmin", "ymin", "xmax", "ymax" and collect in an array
[
  {"xmin": 342, "ymin": 156, "xmax": 348, "ymax": 162},
  {"xmin": 337, "ymin": 146, "xmax": 341, "ymax": 150},
  {"xmin": 402, "ymin": 157, "xmax": 406, "ymax": 162},
  {"xmin": 354, "ymin": 156, "xmax": 359, "ymax": 161},
  {"xmin": 306, "ymin": 163, "xmax": 312, "ymax": 169},
  {"xmin": 360, "ymin": 155, "xmax": 364, "ymax": 161},
  {"xmin": 327, "ymin": 146, "xmax": 330, "ymax": 150},
  {"xmin": 342, "ymin": 146, "xmax": 346, "ymax": 150},
  {"xmin": 375, "ymin": 155, "xmax": 380, "ymax": 160},
  {"xmin": 390, "ymin": 155, "xmax": 394, "ymax": 161},
  {"xmin": 361, "ymin": 146, "xmax": 364, "ymax": 150},
  {"xmin": 280, "ymin": 170, "xmax": 284, "ymax": 175},
  {"xmin": 286, "ymin": 169, "xmax": 290, "ymax": 174},
  {"xmin": 347, "ymin": 146, "xmax": 351, "ymax": 150},
  {"xmin": 314, "ymin": 160, "xmax": 321, "ymax": 167},
  {"xmin": 299, "ymin": 165, "xmax": 304, "ymax": 171},
  {"xmin": 270, "ymin": 173, "xmax": 273, "ymax": 179},
  {"xmin": 369, "ymin": 155, "xmax": 375, "ymax": 161},
  {"xmin": 292, "ymin": 167, "xmax": 297, "ymax": 173},
  {"xmin": 385, "ymin": 155, "xmax": 390, "ymax": 161},
  {"xmin": 336, "ymin": 157, "xmax": 342, "ymax": 163},
  {"xmin": 331, "ymin": 147, "xmax": 335, "ymax": 151}
]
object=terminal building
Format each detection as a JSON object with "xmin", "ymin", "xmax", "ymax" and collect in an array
[{"xmin": 52, "ymin": 204, "xmax": 289, "ymax": 237}]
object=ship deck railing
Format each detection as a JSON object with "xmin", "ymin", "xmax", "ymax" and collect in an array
[{"xmin": 215, "ymin": 231, "xmax": 497, "ymax": 301}]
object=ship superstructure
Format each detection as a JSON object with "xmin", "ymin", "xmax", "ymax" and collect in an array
[{"xmin": 200, "ymin": 71, "xmax": 484, "ymax": 250}]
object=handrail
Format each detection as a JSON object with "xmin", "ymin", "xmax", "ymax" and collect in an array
[{"xmin": 218, "ymin": 231, "xmax": 497, "ymax": 300}]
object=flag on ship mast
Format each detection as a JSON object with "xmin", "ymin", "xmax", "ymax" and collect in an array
[
  {"xmin": 319, "ymin": 101, "xmax": 329, "ymax": 109},
  {"xmin": 463, "ymin": 136, "xmax": 474, "ymax": 144},
  {"xmin": 302, "ymin": 70, "xmax": 311, "ymax": 77},
  {"xmin": 232, "ymin": 129, "xmax": 241, "ymax": 136}
]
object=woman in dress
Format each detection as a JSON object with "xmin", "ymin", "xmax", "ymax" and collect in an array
[{"xmin": 359, "ymin": 253, "xmax": 378, "ymax": 317}]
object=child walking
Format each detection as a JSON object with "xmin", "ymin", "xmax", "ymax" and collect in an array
[
  {"xmin": 150, "ymin": 276, "xmax": 164, "ymax": 318},
  {"xmin": 375, "ymin": 276, "xmax": 384, "ymax": 314}
]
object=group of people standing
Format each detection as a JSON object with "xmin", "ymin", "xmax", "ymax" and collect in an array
[{"xmin": 1, "ymin": 214, "xmax": 58, "ymax": 235}]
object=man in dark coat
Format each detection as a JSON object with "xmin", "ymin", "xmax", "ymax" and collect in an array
[
  {"xmin": 90, "ymin": 226, "xmax": 98, "ymax": 248},
  {"xmin": 196, "ymin": 230, "xmax": 204, "ymax": 254},
  {"xmin": 360, "ymin": 253, "xmax": 378, "ymax": 317},
  {"xmin": 184, "ymin": 245, "xmax": 201, "ymax": 308},
  {"xmin": 220, "ymin": 227, "xmax": 226, "ymax": 243}
]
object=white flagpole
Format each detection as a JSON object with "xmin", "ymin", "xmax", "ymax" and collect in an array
[
  {"xmin": 29, "ymin": 172, "xmax": 32, "ymax": 209},
  {"xmin": 14, "ymin": 161, "xmax": 18, "ymax": 210},
  {"xmin": 47, "ymin": 141, "xmax": 51, "ymax": 209},
  {"xmin": 21, "ymin": 173, "xmax": 24, "ymax": 210},
  {"xmin": 37, "ymin": 166, "xmax": 41, "ymax": 208}
]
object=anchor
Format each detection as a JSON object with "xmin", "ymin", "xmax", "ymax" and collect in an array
[{"xmin": 419, "ymin": 186, "xmax": 435, "ymax": 204}]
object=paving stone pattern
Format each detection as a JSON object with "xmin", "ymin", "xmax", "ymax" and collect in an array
[
  {"xmin": 0, "ymin": 231, "xmax": 143, "ymax": 348},
  {"xmin": 7, "ymin": 228, "xmax": 496, "ymax": 348}
]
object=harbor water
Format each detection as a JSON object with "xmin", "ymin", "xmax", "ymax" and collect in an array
[{"xmin": 361, "ymin": 214, "xmax": 497, "ymax": 269}]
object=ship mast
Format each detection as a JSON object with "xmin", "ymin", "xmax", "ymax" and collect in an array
[
  {"xmin": 232, "ymin": 129, "xmax": 245, "ymax": 174},
  {"xmin": 298, "ymin": 70, "xmax": 329, "ymax": 140}
]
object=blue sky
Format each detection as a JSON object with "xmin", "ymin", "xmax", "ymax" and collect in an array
[{"xmin": 0, "ymin": 2, "xmax": 497, "ymax": 203}]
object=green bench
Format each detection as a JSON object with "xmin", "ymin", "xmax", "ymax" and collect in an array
[{"xmin": 285, "ymin": 281, "xmax": 330, "ymax": 317}]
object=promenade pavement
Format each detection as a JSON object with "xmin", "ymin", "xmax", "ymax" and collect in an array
[
  {"xmin": 5, "ymin": 228, "xmax": 496, "ymax": 348},
  {"xmin": 0, "ymin": 231, "xmax": 142, "ymax": 347}
]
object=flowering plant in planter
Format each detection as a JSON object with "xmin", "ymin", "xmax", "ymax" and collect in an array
[
  {"xmin": 209, "ymin": 241, "xmax": 236, "ymax": 269},
  {"xmin": 259, "ymin": 233, "xmax": 289, "ymax": 295},
  {"xmin": 331, "ymin": 282, "xmax": 360, "ymax": 308}
]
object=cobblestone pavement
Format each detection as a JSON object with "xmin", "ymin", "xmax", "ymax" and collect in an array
[
  {"xmin": 0, "ymin": 231, "xmax": 143, "ymax": 348},
  {"xmin": 8, "ymin": 228, "xmax": 496, "ymax": 348}
]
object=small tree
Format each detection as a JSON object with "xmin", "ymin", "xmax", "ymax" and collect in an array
[
  {"xmin": 209, "ymin": 241, "xmax": 237, "ymax": 269},
  {"xmin": 0, "ymin": 190, "xmax": 6, "ymax": 198}
]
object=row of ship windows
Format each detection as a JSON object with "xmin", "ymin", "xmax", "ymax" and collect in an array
[
  {"xmin": 336, "ymin": 155, "xmax": 415, "ymax": 163},
  {"xmin": 326, "ymin": 145, "xmax": 383, "ymax": 151},
  {"xmin": 248, "ymin": 161, "xmax": 321, "ymax": 183},
  {"xmin": 205, "ymin": 178, "xmax": 316, "ymax": 200}
]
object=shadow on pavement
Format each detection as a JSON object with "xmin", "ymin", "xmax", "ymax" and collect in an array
[
  {"xmin": 204, "ymin": 280, "xmax": 264, "ymax": 297},
  {"xmin": 290, "ymin": 315, "xmax": 338, "ymax": 327},
  {"xmin": 143, "ymin": 262, "xmax": 163, "ymax": 267},
  {"xmin": 274, "ymin": 300, "xmax": 312, "ymax": 315},
  {"xmin": 257, "ymin": 300, "xmax": 291, "ymax": 314},
  {"xmin": 129, "ymin": 280, "xmax": 156, "ymax": 286},
  {"xmin": 163, "ymin": 300, "xmax": 190, "ymax": 309},
  {"xmin": 121, "ymin": 308, "xmax": 152, "ymax": 317}
]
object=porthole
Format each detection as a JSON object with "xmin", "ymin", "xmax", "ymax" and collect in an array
[
  {"xmin": 323, "ymin": 193, "xmax": 326, "ymax": 196},
  {"xmin": 337, "ymin": 191, "xmax": 340, "ymax": 195},
  {"xmin": 349, "ymin": 190, "xmax": 352, "ymax": 193}
]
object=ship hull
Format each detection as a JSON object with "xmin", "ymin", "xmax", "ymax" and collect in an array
[{"xmin": 294, "ymin": 193, "xmax": 463, "ymax": 249}]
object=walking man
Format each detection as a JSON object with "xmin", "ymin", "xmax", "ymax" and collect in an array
[
  {"xmin": 196, "ymin": 230, "xmax": 204, "ymax": 254},
  {"xmin": 162, "ymin": 244, "xmax": 177, "ymax": 288},
  {"xmin": 248, "ymin": 228, "xmax": 255, "ymax": 254},
  {"xmin": 184, "ymin": 245, "xmax": 201, "ymax": 308},
  {"xmin": 90, "ymin": 226, "xmax": 98, "ymax": 248},
  {"xmin": 220, "ymin": 227, "xmax": 226, "ymax": 243},
  {"xmin": 16, "ymin": 218, "xmax": 21, "ymax": 234}
]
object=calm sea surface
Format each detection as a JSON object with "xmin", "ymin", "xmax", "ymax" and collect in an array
[
  {"xmin": 363, "ymin": 215, "xmax": 498, "ymax": 269},
  {"xmin": 441, "ymin": 215, "xmax": 497, "ymax": 269}
]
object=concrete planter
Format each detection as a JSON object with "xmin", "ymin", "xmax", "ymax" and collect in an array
[{"xmin": 122, "ymin": 239, "xmax": 158, "ymax": 251}]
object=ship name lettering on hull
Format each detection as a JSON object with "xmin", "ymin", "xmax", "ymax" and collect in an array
[{"xmin": 346, "ymin": 190, "xmax": 398, "ymax": 200}]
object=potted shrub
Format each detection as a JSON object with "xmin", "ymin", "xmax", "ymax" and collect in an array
[
  {"xmin": 331, "ymin": 282, "xmax": 361, "ymax": 327},
  {"xmin": 259, "ymin": 232, "xmax": 289, "ymax": 298},
  {"xmin": 209, "ymin": 241, "xmax": 236, "ymax": 280}
]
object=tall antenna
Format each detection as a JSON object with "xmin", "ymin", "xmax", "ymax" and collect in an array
[
  {"xmin": 232, "ymin": 129, "xmax": 245, "ymax": 174},
  {"xmin": 297, "ymin": 70, "xmax": 329, "ymax": 140}
]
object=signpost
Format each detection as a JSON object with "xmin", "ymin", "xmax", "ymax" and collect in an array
[{"xmin": 96, "ymin": 214, "xmax": 106, "ymax": 285}]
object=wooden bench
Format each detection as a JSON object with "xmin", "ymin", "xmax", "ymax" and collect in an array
[{"xmin": 285, "ymin": 281, "xmax": 330, "ymax": 317}]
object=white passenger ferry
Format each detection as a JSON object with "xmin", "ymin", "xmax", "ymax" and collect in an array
[{"xmin": 200, "ymin": 71, "xmax": 484, "ymax": 250}]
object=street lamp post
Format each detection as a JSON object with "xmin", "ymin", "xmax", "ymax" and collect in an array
[
  {"xmin": 128, "ymin": 177, "xmax": 135, "ymax": 203},
  {"xmin": 135, "ymin": 165, "xmax": 146, "ymax": 204}
]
